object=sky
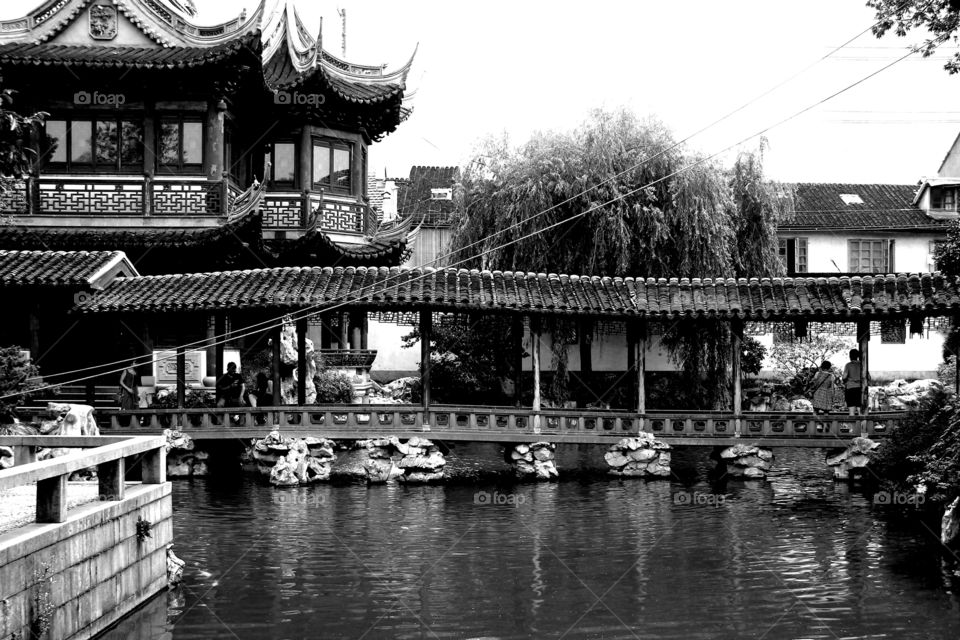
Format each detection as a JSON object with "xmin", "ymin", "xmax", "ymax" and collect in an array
[{"xmin": 4, "ymin": 0, "xmax": 960, "ymax": 184}]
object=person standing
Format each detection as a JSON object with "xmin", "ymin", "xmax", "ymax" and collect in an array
[
  {"xmin": 216, "ymin": 362, "xmax": 245, "ymax": 407},
  {"xmin": 119, "ymin": 365, "xmax": 139, "ymax": 410},
  {"xmin": 809, "ymin": 360, "xmax": 834, "ymax": 415},
  {"xmin": 841, "ymin": 349, "xmax": 866, "ymax": 416}
]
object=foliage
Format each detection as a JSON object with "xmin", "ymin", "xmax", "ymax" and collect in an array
[
  {"xmin": 313, "ymin": 369, "xmax": 354, "ymax": 404},
  {"xmin": 450, "ymin": 108, "xmax": 787, "ymax": 406},
  {"xmin": 938, "ymin": 354, "xmax": 958, "ymax": 389},
  {"xmin": 935, "ymin": 221, "xmax": 960, "ymax": 276},
  {"xmin": 741, "ymin": 336, "xmax": 767, "ymax": 376},
  {"xmin": 868, "ymin": 1, "xmax": 960, "ymax": 73},
  {"xmin": 869, "ymin": 388, "xmax": 960, "ymax": 504},
  {"xmin": 151, "ymin": 388, "xmax": 214, "ymax": 409},
  {"xmin": 0, "ymin": 346, "xmax": 44, "ymax": 424},
  {"xmin": 768, "ymin": 333, "xmax": 854, "ymax": 394},
  {"xmin": 0, "ymin": 74, "xmax": 45, "ymax": 179}
]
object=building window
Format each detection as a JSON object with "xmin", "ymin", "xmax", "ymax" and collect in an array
[
  {"xmin": 312, "ymin": 140, "xmax": 352, "ymax": 193},
  {"xmin": 932, "ymin": 187, "xmax": 958, "ymax": 211},
  {"xmin": 44, "ymin": 118, "xmax": 143, "ymax": 172},
  {"xmin": 158, "ymin": 117, "xmax": 203, "ymax": 173},
  {"xmin": 778, "ymin": 237, "xmax": 808, "ymax": 275},
  {"xmin": 265, "ymin": 142, "xmax": 296, "ymax": 186},
  {"xmin": 848, "ymin": 239, "xmax": 893, "ymax": 273}
]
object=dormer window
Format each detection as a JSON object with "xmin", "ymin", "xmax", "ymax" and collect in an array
[
  {"xmin": 839, "ymin": 193, "xmax": 864, "ymax": 205},
  {"xmin": 932, "ymin": 186, "xmax": 957, "ymax": 211}
]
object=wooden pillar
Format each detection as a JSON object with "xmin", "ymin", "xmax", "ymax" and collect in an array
[
  {"xmin": 215, "ymin": 313, "xmax": 226, "ymax": 380},
  {"xmin": 512, "ymin": 315, "xmax": 523, "ymax": 407},
  {"xmin": 627, "ymin": 323, "xmax": 636, "ymax": 410},
  {"xmin": 579, "ymin": 318, "xmax": 592, "ymax": 405},
  {"xmin": 731, "ymin": 319, "xmax": 743, "ymax": 431},
  {"xmin": 28, "ymin": 303, "xmax": 40, "ymax": 362},
  {"xmin": 272, "ymin": 326, "xmax": 283, "ymax": 406},
  {"xmin": 205, "ymin": 314, "xmax": 217, "ymax": 377},
  {"xmin": 204, "ymin": 99, "xmax": 225, "ymax": 183},
  {"xmin": 636, "ymin": 320, "xmax": 647, "ymax": 415},
  {"xmin": 340, "ymin": 312, "xmax": 350, "ymax": 349},
  {"xmin": 143, "ymin": 103, "xmax": 155, "ymax": 215},
  {"xmin": 176, "ymin": 345, "xmax": 186, "ymax": 409},
  {"xmin": 857, "ymin": 319, "xmax": 870, "ymax": 414},
  {"xmin": 297, "ymin": 317, "xmax": 308, "ymax": 405},
  {"xmin": 420, "ymin": 310, "xmax": 432, "ymax": 410},
  {"xmin": 360, "ymin": 312, "xmax": 369, "ymax": 350},
  {"xmin": 531, "ymin": 315, "xmax": 541, "ymax": 420}
]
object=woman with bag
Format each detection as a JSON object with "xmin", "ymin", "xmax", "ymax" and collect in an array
[{"xmin": 809, "ymin": 360, "xmax": 834, "ymax": 414}]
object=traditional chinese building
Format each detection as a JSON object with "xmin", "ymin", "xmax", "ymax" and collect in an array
[{"xmin": 0, "ymin": 0, "xmax": 419, "ymax": 273}]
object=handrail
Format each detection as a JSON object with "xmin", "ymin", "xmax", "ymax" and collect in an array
[{"xmin": 0, "ymin": 435, "xmax": 166, "ymax": 523}]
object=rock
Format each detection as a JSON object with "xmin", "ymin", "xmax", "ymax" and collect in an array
[
  {"xmin": 278, "ymin": 316, "xmax": 318, "ymax": 404},
  {"xmin": 363, "ymin": 458, "xmax": 398, "ymax": 483},
  {"xmin": 718, "ymin": 444, "xmax": 775, "ymax": 479},
  {"xmin": 604, "ymin": 451, "xmax": 629, "ymax": 468},
  {"xmin": 743, "ymin": 467, "xmax": 766, "ymax": 479},
  {"xmin": 826, "ymin": 437, "xmax": 879, "ymax": 480},
  {"xmin": 0, "ymin": 446, "xmax": 13, "ymax": 469},
  {"xmin": 533, "ymin": 447, "xmax": 554, "ymax": 462},
  {"xmin": 942, "ymin": 498, "xmax": 960, "ymax": 547},
  {"xmin": 45, "ymin": 403, "xmax": 99, "ymax": 436},
  {"xmin": 720, "ymin": 444, "xmax": 758, "ymax": 459},
  {"xmin": 166, "ymin": 545, "xmax": 185, "ymax": 588},
  {"xmin": 400, "ymin": 471, "xmax": 444, "ymax": 483},
  {"xmin": 627, "ymin": 448, "xmax": 657, "ymax": 462},
  {"xmin": 515, "ymin": 444, "xmax": 530, "ymax": 455},
  {"xmin": 790, "ymin": 398, "xmax": 814, "ymax": 413}
]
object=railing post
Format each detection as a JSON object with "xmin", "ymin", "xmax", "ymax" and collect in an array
[
  {"xmin": 14, "ymin": 445, "xmax": 36, "ymax": 466},
  {"xmin": 98, "ymin": 457, "xmax": 125, "ymax": 501},
  {"xmin": 420, "ymin": 310, "xmax": 432, "ymax": 412},
  {"xmin": 732, "ymin": 318, "xmax": 743, "ymax": 436},
  {"xmin": 36, "ymin": 474, "xmax": 67, "ymax": 523},
  {"xmin": 141, "ymin": 446, "xmax": 166, "ymax": 484}
]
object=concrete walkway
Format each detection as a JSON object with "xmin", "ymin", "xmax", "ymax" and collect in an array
[{"xmin": 0, "ymin": 482, "xmax": 101, "ymax": 535}]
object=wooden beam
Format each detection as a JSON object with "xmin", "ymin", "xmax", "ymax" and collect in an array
[
  {"xmin": 857, "ymin": 320, "xmax": 870, "ymax": 414},
  {"xmin": 420, "ymin": 310, "xmax": 432, "ymax": 410},
  {"xmin": 272, "ymin": 326, "xmax": 283, "ymax": 406},
  {"xmin": 512, "ymin": 315, "xmax": 523, "ymax": 407},
  {"xmin": 731, "ymin": 319, "xmax": 743, "ymax": 422},
  {"xmin": 297, "ymin": 317, "xmax": 308, "ymax": 405}
]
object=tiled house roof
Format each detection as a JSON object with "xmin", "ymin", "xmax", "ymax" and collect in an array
[
  {"xmin": 0, "ymin": 38, "xmax": 255, "ymax": 69},
  {"xmin": 782, "ymin": 183, "xmax": 948, "ymax": 231},
  {"xmin": 0, "ymin": 250, "xmax": 135, "ymax": 288},
  {"xmin": 75, "ymin": 267, "xmax": 960, "ymax": 320},
  {"xmin": 397, "ymin": 166, "xmax": 459, "ymax": 224}
]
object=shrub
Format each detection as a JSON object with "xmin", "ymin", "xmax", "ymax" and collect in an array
[
  {"xmin": 314, "ymin": 370, "xmax": 353, "ymax": 404},
  {"xmin": 151, "ymin": 388, "xmax": 214, "ymax": 409},
  {"xmin": 0, "ymin": 346, "xmax": 44, "ymax": 424}
]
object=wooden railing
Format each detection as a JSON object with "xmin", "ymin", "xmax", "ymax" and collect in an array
[
  {"xmin": 0, "ymin": 435, "xmax": 166, "ymax": 523},
  {"xmin": 96, "ymin": 405, "xmax": 905, "ymax": 442}
]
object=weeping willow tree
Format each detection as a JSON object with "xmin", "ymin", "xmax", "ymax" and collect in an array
[{"xmin": 449, "ymin": 108, "xmax": 790, "ymax": 408}]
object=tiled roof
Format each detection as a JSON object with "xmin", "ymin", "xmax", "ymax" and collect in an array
[
  {"xmin": 279, "ymin": 215, "xmax": 417, "ymax": 265},
  {"xmin": 782, "ymin": 183, "xmax": 947, "ymax": 230},
  {"xmin": 397, "ymin": 166, "xmax": 459, "ymax": 223},
  {"xmin": 75, "ymin": 267, "xmax": 960, "ymax": 320},
  {"xmin": 0, "ymin": 250, "xmax": 130, "ymax": 287},
  {"xmin": 0, "ymin": 38, "xmax": 254, "ymax": 69}
]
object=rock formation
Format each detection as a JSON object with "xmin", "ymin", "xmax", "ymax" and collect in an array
[
  {"xmin": 604, "ymin": 434, "xmax": 672, "ymax": 477},
  {"xmin": 825, "ymin": 436, "xmax": 879, "ymax": 480},
  {"xmin": 163, "ymin": 429, "xmax": 209, "ymax": 477},
  {"xmin": 166, "ymin": 544, "xmax": 185, "ymax": 588},
  {"xmin": 278, "ymin": 315, "xmax": 318, "ymax": 404},
  {"xmin": 357, "ymin": 436, "xmax": 445, "ymax": 483},
  {"xmin": 0, "ymin": 446, "xmax": 13, "ymax": 469},
  {"xmin": 249, "ymin": 430, "xmax": 336, "ymax": 486},
  {"xmin": 717, "ymin": 443, "xmax": 775, "ymax": 478},
  {"xmin": 510, "ymin": 442, "xmax": 559, "ymax": 479},
  {"xmin": 872, "ymin": 379, "xmax": 943, "ymax": 411},
  {"xmin": 942, "ymin": 497, "xmax": 960, "ymax": 547}
]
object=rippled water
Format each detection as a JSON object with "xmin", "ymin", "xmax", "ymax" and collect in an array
[{"xmin": 103, "ymin": 445, "xmax": 960, "ymax": 639}]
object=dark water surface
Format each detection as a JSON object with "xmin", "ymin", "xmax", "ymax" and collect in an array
[{"xmin": 104, "ymin": 445, "xmax": 960, "ymax": 639}]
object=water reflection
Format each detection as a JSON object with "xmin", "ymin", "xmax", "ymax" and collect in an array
[{"xmin": 101, "ymin": 447, "xmax": 960, "ymax": 639}]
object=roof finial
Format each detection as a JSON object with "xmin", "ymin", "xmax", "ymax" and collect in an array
[{"xmin": 337, "ymin": 7, "xmax": 346, "ymax": 57}]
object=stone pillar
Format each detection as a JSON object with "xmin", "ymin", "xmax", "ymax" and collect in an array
[
  {"xmin": 857, "ymin": 320, "xmax": 870, "ymax": 414},
  {"xmin": 530, "ymin": 316, "xmax": 541, "ymax": 431},
  {"xmin": 731, "ymin": 318, "xmax": 743, "ymax": 432},
  {"xmin": 825, "ymin": 436, "xmax": 879, "ymax": 480},
  {"xmin": 420, "ymin": 310, "xmax": 432, "ymax": 410},
  {"xmin": 716, "ymin": 443, "xmax": 774, "ymax": 479},
  {"xmin": 509, "ymin": 442, "xmax": 558, "ymax": 479},
  {"xmin": 604, "ymin": 434, "xmax": 671, "ymax": 477}
]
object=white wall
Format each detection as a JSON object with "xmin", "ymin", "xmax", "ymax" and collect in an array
[
  {"xmin": 368, "ymin": 319, "xmax": 419, "ymax": 374},
  {"xmin": 805, "ymin": 232, "xmax": 935, "ymax": 273}
]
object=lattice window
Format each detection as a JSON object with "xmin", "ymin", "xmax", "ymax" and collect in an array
[{"xmin": 848, "ymin": 239, "xmax": 890, "ymax": 273}]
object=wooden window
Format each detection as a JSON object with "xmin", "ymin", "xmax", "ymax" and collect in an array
[
  {"xmin": 778, "ymin": 237, "xmax": 808, "ymax": 275},
  {"xmin": 932, "ymin": 187, "xmax": 958, "ymax": 211},
  {"xmin": 312, "ymin": 139, "xmax": 352, "ymax": 194},
  {"xmin": 848, "ymin": 239, "xmax": 893, "ymax": 273},
  {"xmin": 266, "ymin": 142, "xmax": 296, "ymax": 186},
  {"xmin": 158, "ymin": 117, "xmax": 203, "ymax": 173},
  {"xmin": 44, "ymin": 117, "xmax": 142, "ymax": 172}
]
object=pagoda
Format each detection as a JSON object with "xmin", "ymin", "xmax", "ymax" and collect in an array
[{"xmin": 0, "ymin": 0, "xmax": 419, "ymax": 273}]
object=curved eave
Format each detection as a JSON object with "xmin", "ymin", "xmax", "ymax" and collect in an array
[{"xmin": 0, "ymin": 37, "xmax": 256, "ymax": 70}]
